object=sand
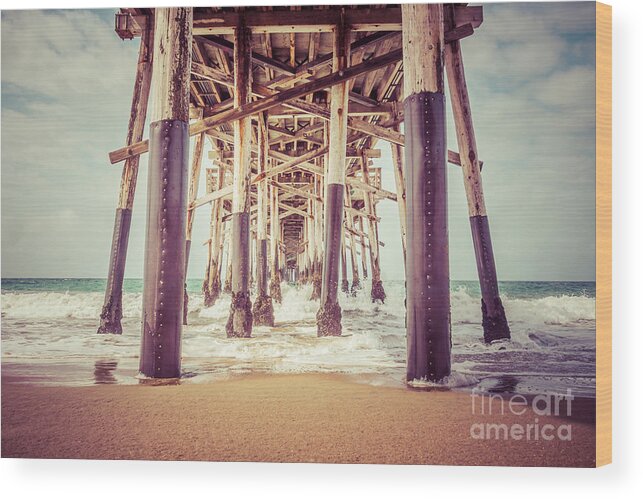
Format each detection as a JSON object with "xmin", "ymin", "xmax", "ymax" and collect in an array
[{"xmin": 1, "ymin": 374, "xmax": 595, "ymax": 466}]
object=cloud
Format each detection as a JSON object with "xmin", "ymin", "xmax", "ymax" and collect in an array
[
  {"xmin": 1, "ymin": 4, "xmax": 598, "ymax": 281},
  {"xmin": 530, "ymin": 65, "xmax": 596, "ymax": 110}
]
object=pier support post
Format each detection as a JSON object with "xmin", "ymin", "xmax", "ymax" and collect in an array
[
  {"xmin": 269, "ymin": 183, "xmax": 282, "ymax": 303},
  {"xmin": 139, "ymin": 7, "xmax": 192, "ymax": 378},
  {"xmin": 390, "ymin": 129, "xmax": 408, "ymax": 270},
  {"xmin": 252, "ymin": 113, "xmax": 275, "ymax": 326},
  {"xmin": 203, "ymin": 163, "xmax": 225, "ymax": 306},
  {"xmin": 402, "ymin": 4, "xmax": 451, "ymax": 382},
  {"xmin": 360, "ymin": 153, "xmax": 386, "ymax": 304},
  {"xmin": 445, "ymin": 7, "xmax": 510, "ymax": 343},
  {"xmin": 226, "ymin": 21, "xmax": 253, "ymax": 338},
  {"xmin": 317, "ymin": 17, "xmax": 349, "ymax": 337},
  {"xmin": 309, "ymin": 175, "xmax": 323, "ymax": 300},
  {"xmin": 344, "ymin": 186, "xmax": 361, "ymax": 294},
  {"xmin": 358, "ymin": 215, "xmax": 369, "ymax": 279},
  {"xmin": 303, "ymin": 207, "xmax": 311, "ymax": 284},
  {"xmin": 98, "ymin": 20, "xmax": 153, "ymax": 335},
  {"xmin": 340, "ymin": 230, "xmax": 350, "ymax": 294},
  {"xmin": 223, "ymin": 234, "xmax": 233, "ymax": 293},
  {"xmin": 183, "ymin": 129, "xmax": 204, "ymax": 324}
]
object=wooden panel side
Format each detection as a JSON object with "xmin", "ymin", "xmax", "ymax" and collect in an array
[{"xmin": 596, "ymin": 0, "xmax": 612, "ymax": 468}]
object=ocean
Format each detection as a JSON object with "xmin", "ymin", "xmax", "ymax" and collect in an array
[{"xmin": 0, "ymin": 278, "xmax": 596, "ymax": 397}]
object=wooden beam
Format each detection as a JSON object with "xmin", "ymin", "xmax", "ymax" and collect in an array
[
  {"xmin": 203, "ymin": 165, "xmax": 226, "ymax": 306},
  {"xmin": 192, "ymin": 7, "xmax": 403, "ymax": 34},
  {"xmin": 190, "ymin": 6, "xmax": 482, "ymax": 35},
  {"xmin": 252, "ymin": 111, "xmax": 275, "ymax": 325},
  {"xmin": 270, "ymin": 180, "xmax": 323, "ymax": 202},
  {"xmin": 360, "ymin": 151, "xmax": 386, "ymax": 303},
  {"xmin": 269, "ymin": 182, "xmax": 282, "ymax": 302},
  {"xmin": 183, "ymin": 127, "xmax": 205, "ymax": 324},
  {"xmin": 318, "ymin": 17, "xmax": 350, "ymax": 337},
  {"xmin": 445, "ymin": 4, "xmax": 509, "ymax": 343},
  {"xmin": 109, "ymin": 47, "xmax": 403, "ymax": 164},
  {"xmin": 98, "ymin": 16, "xmax": 154, "ymax": 335},
  {"xmin": 390, "ymin": 129, "xmax": 407, "ymax": 268},
  {"xmin": 195, "ymin": 35, "xmax": 296, "ymax": 76}
]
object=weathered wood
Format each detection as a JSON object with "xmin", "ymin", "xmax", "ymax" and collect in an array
[
  {"xmin": 344, "ymin": 220, "xmax": 385, "ymax": 248},
  {"xmin": 109, "ymin": 47, "xmax": 403, "ymax": 164},
  {"xmin": 192, "ymin": 7, "xmax": 402, "ymax": 34},
  {"xmin": 402, "ymin": 3, "xmax": 451, "ymax": 383},
  {"xmin": 195, "ymin": 35, "xmax": 296, "ymax": 77},
  {"xmin": 193, "ymin": 60, "xmax": 401, "ymax": 140},
  {"xmin": 309, "ymin": 174, "xmax": 323, "ymax": 301},
  {"xmin": 271, "ymin": 180, "xmax": 322, "ymax": 202},
  {"xmin": 390, "ymin": 126, "xmax": 407, "ymax": 269},
  {"xmin": 183, "ymin": 129, "xmax": 205, "ymax": 325},
  {"xmin": 139, "ymin": 7, "xmax": 192, "ymax": 379},
  {"xmin": 252, "ymin": 112, "xmax": 275, "ymax": 326},
  {"xmin": 403, "ymin": 4, "xmax": 444, "ymax": 96},
  {"xmin": 266, "ymin": 31, "xmax": 399, "ymax": 89},
  {"xmin": 98, "ymin": 19, "xmax": 154, "ymax": 335},
  {"xmin": 445, "ymin": 4, "xmax": 509, "ymax": 343},
  {"xmin": 360, "ymin": 152, "xmax": 386, "ymax": 304},
  {"xmin": 340, "ymin": 226, "xmax": 349, "ymax": 295},
  {"xmin": 150, "ymin": 10, "xmax": 192, "ymax": 123},
  {"xmin": 189, "ymin": 5, "xmax": 482, "ymax": 35},
  {"xmin": 203, "ymin": 166, "xmax": 225, "ymax": 307},
  {"xmin": 357, "ymin": 214, "xmax": 369, "ymax": 279},
  {"xmin": 270, "ymin": 181, "xmax": 281, "ymax": 303},
  {"xmin": 317, "ymin": 18, "xmax": 349, "ymax": 337},
  {"xmin": 344, "ymin": 185, "xmax": 361, "ymax": 294},
  {"xmin": 226, "ymin": 22, "xmax": 253, "ymax": 338}
]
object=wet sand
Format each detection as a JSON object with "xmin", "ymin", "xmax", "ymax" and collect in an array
[{"xmin": 1, "ymin": 374, "xmax": 595, "ymax": 466}]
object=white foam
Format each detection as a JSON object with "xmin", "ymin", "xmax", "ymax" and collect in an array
[
  {"xmin": 1, "ymin": 282, "xmax": 596, "ymax": 393},
  {"xmin": 408, "ymin": 372, "xmax": 480, "ymax": 389}
]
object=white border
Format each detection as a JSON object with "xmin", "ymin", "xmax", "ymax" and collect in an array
[{"xmin": 1, "ymin": 0, "xmax": 640, "ymax": 496}]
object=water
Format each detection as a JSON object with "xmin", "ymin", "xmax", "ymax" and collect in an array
[{"xmin": 1, "ymin": 279, "xmax": 596, "ymax": 397}]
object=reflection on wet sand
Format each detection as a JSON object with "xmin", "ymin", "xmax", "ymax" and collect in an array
[{"xmin": 93, "ymin": 359, "xmax": 118, "ymax": 384}]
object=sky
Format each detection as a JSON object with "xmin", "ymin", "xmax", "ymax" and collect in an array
[{"xmin": 1, "ymin": 2, "xmax": 596, "ymax": 281}]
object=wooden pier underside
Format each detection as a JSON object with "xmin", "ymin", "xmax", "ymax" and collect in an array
[
  {"xmin": 112, "ymin": 4, "xmax": 478, "ymax": 278},
  {"xmin": 104, "ymin": 4, "xmax": 511, "ymax": 381}
]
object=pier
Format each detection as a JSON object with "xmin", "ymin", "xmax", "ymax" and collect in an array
[{"xmin": 99, "ymin": 4, "xmax": 511, "ymax": 382}]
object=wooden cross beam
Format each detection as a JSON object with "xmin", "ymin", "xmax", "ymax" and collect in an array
[
  {"xmin": 189, "ymin": 5, "xmax": 482, "ymax": 35},
  {"xmin": 196, "ymin": 35, "xmax": 296, "ymax": 76},
  {"xmin": 109, "ymin": 47, "xmax": 403, "ymax": 164},
  {"xmin": 344, "ymin": 223, "xmax": 385, "ymax": 248}
]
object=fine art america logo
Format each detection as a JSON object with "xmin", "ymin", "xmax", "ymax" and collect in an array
[{"xmin": 470, "ymin": 388, "xmax": 574, "ymax": 441}]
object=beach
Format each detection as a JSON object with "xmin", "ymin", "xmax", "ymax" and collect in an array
[
  {"xmin": 0, "ymin": 279, "xmax": 598, "ymax": 396},
  {"xmin": 1, "ymin": 279, "xmax": 597, "ymax": 466},
  {"xmin": 1, "ymin": 373, "xmax": 595, "ymax": 466}
]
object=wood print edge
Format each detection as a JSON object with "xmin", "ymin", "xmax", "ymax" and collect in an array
[{"xmin": 595, "ymin": 0, "xmax": 612, "ymax": 468}]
